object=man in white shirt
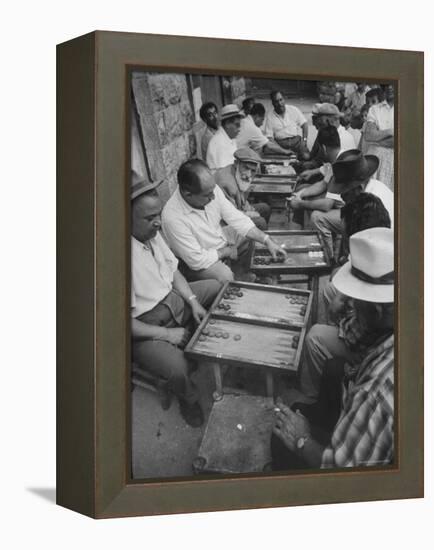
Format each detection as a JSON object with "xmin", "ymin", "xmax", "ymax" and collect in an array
[
  {"xmin": 162, "ymin": 159, "xmax": 287, "ymax": 283},
  {"xmin": 364, "ymin": 84, "xmax": 394, "ymax": 191},
  {"xmin": 237, "ymin": 102, "xmax": 296, "ymax": 157},
  {"xmin": 206, "ymin": 104, "xmax": 243, "ymax": 170},
  {"xmin": 131, "ymin": 179, "xmax": 220, "ymax": 428},
  {"xmin": 264, "ymin": 90, "xmax": 309, "ymax": 159}
]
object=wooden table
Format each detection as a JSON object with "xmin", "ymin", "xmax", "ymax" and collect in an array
[
  {"xmin": 249, "ymin": 230, "xmax": 333, "ymax": 322},
  {"xmin": 185, "ymin": 281, "xmax": 313, "ymax": 401},
  {"xmin": 249, "ymin": 173, "xmax": 297, "ymax": 198}
]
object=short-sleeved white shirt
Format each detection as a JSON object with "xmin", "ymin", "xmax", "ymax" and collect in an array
[
  {"xmin": 264, "ymin": 105, "xmax": 307, "ymax": 139},
  {"xmin": 367, "ymin": 101, "xmax": 394, "ymax": 131},
  {"xmin": 131, "ymin": 233, "xmax": 178, "ymax": 318},
  {"xmin": 206, "ymin": 126, "xmax": 237, "ymax": 170},
  {"xmin": 236, "ymin": 115, "xmax": 268, "ymax": 152}
]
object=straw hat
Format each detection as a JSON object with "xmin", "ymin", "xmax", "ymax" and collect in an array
[{"xmin": 333, "ymin": 227, "xmax": 394, "ymax": 303}]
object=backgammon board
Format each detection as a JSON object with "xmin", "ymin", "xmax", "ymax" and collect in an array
[
  {"xmin": 185, "ymin": 281, "xmax": 312, "ymax": 374},
  {"xmin": 250, "ymin": 230, "xmax": 332, "ymax": 275}
]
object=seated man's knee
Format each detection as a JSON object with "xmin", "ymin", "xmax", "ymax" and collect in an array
[
  {"xmin": 305, "ymin": 324, "xmax": 326, "ymax": 351},
  {"xmin": 310, "ymin": 210, "xmax": 325, "ymax": 228},
  {"xmin": 253, "ymin": 216, "xmax": 268, "ymax": 231},
  {"xmin": 213, "ymin": 262, "xmax": 234, "ymax": 283}
]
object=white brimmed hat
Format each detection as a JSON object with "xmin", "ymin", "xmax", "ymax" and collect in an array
[
  {"xmin": 333, "ymin": 227, "xmax": 394, "ymax": 303},
  {"xmin": 220, "ymin": 104, "xmax": 244, "ymax": 121}
]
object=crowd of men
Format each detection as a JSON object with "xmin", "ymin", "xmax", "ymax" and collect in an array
[{"xmin": 131, "ymin": 82, "xmax": 395, "ymax": 471}]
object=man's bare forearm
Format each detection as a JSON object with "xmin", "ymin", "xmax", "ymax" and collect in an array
[
  {"xmin": 172, "ymin": 270, "xmax": 196, "ymax": 303},
  {"xmin": 299, "ymin": 198, "xmax": 335, "ymax": 212},
  {"xmin": 263, "ymin": 141, "xmax": 292, "ymax": 156},
  {"xmin": 245, "ymin": 226, "xmax": 267, "ymax": 244},
  {"xmin": 132, "ymin": 318, "xmax": 168, "ymax": 341},
  {"xmin": 300, "ymin": 179, "xmax": 327, "ymax": 199},
  {"xmin": 364, "ymin": 122, "xmax": 393, "ymax": 143}
]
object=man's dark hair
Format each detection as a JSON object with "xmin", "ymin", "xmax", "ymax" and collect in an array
[
  {"xmin": 242, "ymin": 97, "xmax": 255, "ymax": 112},
  {"xmin": 250, "ymin": 102, "xmax": 266, "ymax": 117},
  {"xmin": 317, "ymin": 125, "xmax": 341, "ymax": 148},
  {"xmin": 366, "ymin": 87, "xmax": 384, "ymax": 103},
  {"xmin": 270, "ymin": 90, "xmax": 281, "ymax": 102},
  {"xmin": 341, "ymin": 192, "xmax": 391, "ymax": 237},
  {"xmin": 177, "ymin": 158, "xmax": 209, "ymax": 194},
  {"xmin": 199, "ymin": 101, "xmax": 217, "ymax": 122}
]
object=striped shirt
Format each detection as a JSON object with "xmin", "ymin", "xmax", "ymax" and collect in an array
[{"xmin": 321, "ymin": 334, "xmax": 394, "ymax": 468}]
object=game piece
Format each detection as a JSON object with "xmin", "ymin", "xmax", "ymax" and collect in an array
[
  {"xmin": 234, "ymin": 334, "xmax": 241, "ymax": 341},
  {"xmin": 216, "ymin": 331, "xmax": 222, "ymax": 338},
  {"xmin": 202, "ymin": 328, "xmax": 209, "ymax": 336},
  {"xmin": 209, "ymin": 319, "xmax": 216, "ymax": 324},
  {"xmin": 222, "ymin": 332, "xmax": 229, "ymax": 339},
  {"xmin": 199, "ymin": 335, "xmax": 207, "ymax": 342}
]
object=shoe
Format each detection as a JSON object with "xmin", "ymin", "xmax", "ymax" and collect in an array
[
  {"xmin": 156, "ymin": 380, "xmax": 172, "ymax": 411},
  {"xmin": 179, "ymin": 399, "xmax": 204, "ymax": 428}
]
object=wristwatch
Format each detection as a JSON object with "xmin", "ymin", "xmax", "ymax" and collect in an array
[{"xmin": 296, "ymin": 436, "xmax": 309, "ymax": 450}]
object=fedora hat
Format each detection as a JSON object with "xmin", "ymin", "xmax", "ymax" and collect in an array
[
  {"xmin": 329, "ymin": 149, "xmax": 379, "ymax": 194},
  {"xmin": 234, "ymin": 147, "xmax": 261, "ymax": 166},
  {"xmin": 220, "ymin": 104, "xmax": 244, "ymax": 122},
  {"xmin": 333, "ymin": 227, "xmax": 394, "ymax": 303},
  {"xmin": 131, "ymin": 171, "xmax": 162, "ymax": 200}
]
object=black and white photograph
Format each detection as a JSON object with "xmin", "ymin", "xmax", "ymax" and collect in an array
[{"xmin": 130, "ymin": 71, "xmax": 395, "ymax": 480}]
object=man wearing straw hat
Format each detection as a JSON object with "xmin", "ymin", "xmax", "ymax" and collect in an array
[
  {"xmin": 272, "ymin": 227, "xmax": 394, "ymax": 469},
  {"xmin": 130, "ymin": 178, "xmax": 220, "ymax": 428},
  {"xmin": 206, "ymin": 104, "xmax": 244, "ymax": 171}
]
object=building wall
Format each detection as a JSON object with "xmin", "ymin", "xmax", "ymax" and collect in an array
[
  {"xmin": 131, "ymin": 71, "xmax": 196, "ymax": 202},
  {"xmin": 131, "ymin": 71, "xmax": 250, "ymax": 202}
]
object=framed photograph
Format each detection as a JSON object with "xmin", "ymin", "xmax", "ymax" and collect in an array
[{"xmin": 57, "ymin": 31, "xmax": 423, "ymax": 518}]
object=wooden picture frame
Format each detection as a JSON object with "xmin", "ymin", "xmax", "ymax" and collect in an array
[{"xmin": 57, "ymin": 30, "xmax": 424, "ymax": 518}]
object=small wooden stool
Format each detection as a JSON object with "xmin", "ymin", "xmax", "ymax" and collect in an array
[{"xmin": 193, "ymin": 394, "xmax": 276, "ymax": 475}]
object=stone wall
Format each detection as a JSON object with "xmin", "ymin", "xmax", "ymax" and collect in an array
[
  {"xmin": 132, "ymin": 72, "xmax": 196, "ymax": 201},
  {"xmin": 132, "ymin": 72, "xmax": 250, "ymax": 202}
]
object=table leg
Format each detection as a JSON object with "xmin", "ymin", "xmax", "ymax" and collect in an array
[
  {"xmin": 265, "ymin": 369, "xmax": 274, "ymax": 401},
  {"xmin": 213, "ymin": 363, "xmax": 223, "ymax": 401},
  {"xmin": 309, "ymin": 274, "xmax": 319, "ymax": 324}
]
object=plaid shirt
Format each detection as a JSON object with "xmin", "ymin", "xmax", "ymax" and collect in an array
[
  {"xmin": 338, "ymin": 310, "xmax": 380, "ymax": 353},
  {"xmin": 321, "ymin": 334, "xmax": 394, "ymax": 469}
]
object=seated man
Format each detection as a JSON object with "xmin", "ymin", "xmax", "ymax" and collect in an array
[
  {"xmin": 162, "ymin": 159, "xmax": 286, "ymax": 283},
  {"xmin": 365, "ymin": 84, "xmax": 395, "ymax": 191},
  {"xmin": 237, "ymin": 102, "xmax": 297, "ymax": 158},
  {"xmin": 299, "ymin": 194, "xmax": 392, "ymax": 402},
  {"xmin": 199, "ymin": 101, "xmax": 219, "ymax": 160},
  {"xmin": 206, "ymin": 104, "xmax": 243, "ymax": 170},
  {"xmin": 298, "ymin": 103, "xmax": 356, "ymax": 180},
  {"xmin": 290, "ymin": 145, "xmax": 393, "ymax": 261},
  {"xmin": 272, "ymin": 227, "xmax": 394, "ymax": 469},
  {"xmin": 131, "ymin": 179, "xmax": 220, "ymax": 427},
  {"xmin": 288, "ymin": 125, "xmax": 346, "ymax": 253},
  {"xmin": 264, "ymin": 90, "xmax": 309, "ymax": 159},
  {"xmin": 215, "ymin": 147, "xmax": 271, "ymax": 230},
  {"xmin": 240, "ymin": 96, "xmax": 256, "ymax": 117}
]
